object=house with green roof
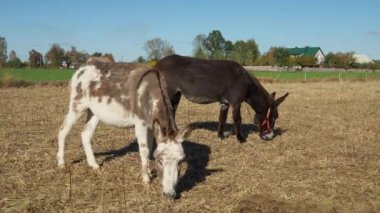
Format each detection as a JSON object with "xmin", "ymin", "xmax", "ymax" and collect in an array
[{"xmin": 288, "ymin": 46, "xmax": 325, "ymax": 65}]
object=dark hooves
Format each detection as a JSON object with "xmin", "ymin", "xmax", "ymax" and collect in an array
[
  {"xmin": 218, "ymin": 134, "xmax": 226, "ymax": 140},
  {"xmin": 237, "ymin": 136, "xmax": 247, "ymax": 143}
]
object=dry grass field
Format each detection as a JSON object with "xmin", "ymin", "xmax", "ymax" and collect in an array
[{"xmin": 1, "ymin": 81, "xmax": 379, "ymax": 212}]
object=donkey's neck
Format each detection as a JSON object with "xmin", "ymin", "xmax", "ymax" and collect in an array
[
  {"xmin": 148, "ymin": 71, "xmax": 178, "ymax": 136},
  {"xmin": 152, "ymin": 98, "xmax": 177, "ymax": 136},
  {"xmin": 246, "ymin": 78, "xmax": 272, "ymax": 113}
]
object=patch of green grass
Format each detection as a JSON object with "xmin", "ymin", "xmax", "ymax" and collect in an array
[
  {"xmin": 250, "ymin": 71, "xmax": 380, "ymax": 81},
  {"xmin": 0, "ymin": 68, "xmax": 74, "ymax": 83},
  {"xmin": 1, "ymin": 68, "xmax": 379, "ymax": 85}
]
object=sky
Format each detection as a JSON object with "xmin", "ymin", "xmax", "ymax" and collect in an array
[{"xmin": 1, "ymin": 0, "xmax": 380, "ymax": 62}]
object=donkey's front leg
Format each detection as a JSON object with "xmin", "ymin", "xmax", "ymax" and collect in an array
[
  {"xmin": 135, "ymin": 122, "xmax": 153, "ymax": 184},
  {"xmin": 232, "ymin": 103, "xmax": 246, "ymax": 143}
]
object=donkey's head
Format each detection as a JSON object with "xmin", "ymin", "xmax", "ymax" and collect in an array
[
  {"xmin": 152, "ymin": 121, "xmax": 191, "ymax": 199},
  {"xmin": 254, "ymin": 92, "xmax": 289, "ymax": 140}
]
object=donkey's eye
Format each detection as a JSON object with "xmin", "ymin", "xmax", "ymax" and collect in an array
[{"xmin": 157, "ymin": 159, "xmax": 162, "ymax": 166}]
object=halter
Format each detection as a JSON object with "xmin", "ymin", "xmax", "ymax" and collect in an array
[{"xmin": 260, "ymin": 108, "xmax": 272, "ymax": 134}]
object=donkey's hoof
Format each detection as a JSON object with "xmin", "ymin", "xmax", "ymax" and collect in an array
[
  {"xmin": 143, "ymin": 177, "xmax": 151, "ymax": 185},
  {"xmin": 90, "ymin": 164, "xmax": 100, "ymax": 170},
  {"xmin": 218, "ymin": 133, "xmax": 226, "ymax": 140},
  {"xmin": 237, "ymin": 136, "xmax": 246, "ymax": 143},
  {"xmin": 148, "ymin": 169, "xmax": 157, "ymax": 179}
]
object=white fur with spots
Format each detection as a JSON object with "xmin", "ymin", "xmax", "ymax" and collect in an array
[{"xmin": 57, "ymin": 64, "xmax": 190, "ymax": 198}]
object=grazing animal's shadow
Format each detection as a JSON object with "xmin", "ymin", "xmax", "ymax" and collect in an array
[
  {"xmin": 273, "ymin": 128, "xmax": 287, "ymax": 137},
  {"xmin": 190, "ymin": 121, "xmax": 286, "ymax": 140},
  {"xmin": 176, "ymin": 140, "xmax": 223, "ymax": 197},
  {"xmin": 190, "ymin": 121, "xmax": 257, "ymax": 140},
  {"xmin": 71, "ymin": 139, "xmax": 139, "ymax": 166},
  {"xmin": 191, "ymin": 121, "xmax": 257, "ymax": 133},
  {"xmin": 71, "ymin": 139, "xmax": 222, "ymax": 197}
]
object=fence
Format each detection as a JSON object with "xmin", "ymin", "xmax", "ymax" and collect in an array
[{"xmin": 243, "ymin": 66, "xmax": 379, "ymax": 73}]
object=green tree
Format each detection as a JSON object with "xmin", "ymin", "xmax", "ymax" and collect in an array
[
  {"xmin": 45, "ymin": 43, "xmax": 65, "ymax": 67},
  {"xmin": 0, "ymin": 36, "xmax": 7, "ymax": 68},
  {"xmin": 325, "ymin": 52, "xmax": 355, "ymax": 69},
  {"xmin": 144, "ymin": 38, "xmax": 175, "ymax": 61},
  {"xmin": 272, "ymin": 47, "xmax": 290, "ymax": 66},
  {"xmin": 231, "ymin": 39, "xmax": 260, "ymax": 65},
  {"xmin": 255, "ymin": 50, "xmax": 275, "ymax": 66},
  {"xmin": 224, "ymin": 40, "xmax": 234, "ymax": 59},
  {"xmin": 91, "ymin": 52, "xmax": 103, "ymax": 57},
  {"xmin": 290, "ymin": 56, "xmax": 316, "ymax": 68},
  {"xmin": 204, "ymin": 30, "xmax": 226, "ymax": 59},
  {"xmin": 245, "ymin": 39, "xmax": 260, "ymax": 64},
  {"xmin": 135, "ymin": 56, "xmax": 146, "ymax": 63}
]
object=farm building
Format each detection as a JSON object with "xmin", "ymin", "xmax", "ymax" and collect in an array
[
  {"xmin": 288, "ymin": 46, "xmax": 325, "ymax": 65},
  {"xmin": 353, "ymin": 54, "xmax": 374, "ymax": 64}
]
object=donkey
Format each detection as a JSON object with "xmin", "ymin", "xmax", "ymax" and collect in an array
[
  {"xmin": 57, "ymin": 61, "xmax": 190, "ymax": 198},
  {"xmin": 155, "ymin": 55, "xmax": 289, "ymax": 143}
]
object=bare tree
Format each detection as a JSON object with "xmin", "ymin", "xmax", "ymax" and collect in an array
[
  {"xmin": 0, "ymin": 36, "xmax": 7, "ymax": 67},
  {"xmin": 192, "ymin": 34, "xmax": 208, "ymax": 59},
  {"xmin": 8, "ymin": 50, "xmax": 17, "ymax": 61},
  {"xmin": 29, "ymin": 49, "xmax": 44, "ymax": 68},
  {"xmin": 144, "ymin": 38, "xmax": 175, "ymax": 61},
  {"xmin": 7, "ymin": 50, "xmax": 24, "ymax": 68},
  {"xmin": 45, "ymin": 43, "xmax": 65, "ymax": 67},
  {"xmin": 65, "ymin": 46, "xmax": 89, "ymax": 68}
]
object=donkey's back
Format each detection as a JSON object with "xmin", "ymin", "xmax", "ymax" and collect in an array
[{"xmin": 68, "ymin": 61, "xmax": 153, "ymax": 127}]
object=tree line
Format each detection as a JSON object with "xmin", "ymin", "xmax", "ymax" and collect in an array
[
  {"xmin": 0, "ymin": 37, "xmax": 115, "ymax": 69},
  {"xmin": 1, "ymin": 32, "xmax": 379, "ymax": 69}
]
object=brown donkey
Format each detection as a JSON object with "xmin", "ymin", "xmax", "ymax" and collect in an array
[{"xmin": 155, "ymin": 55, "xmax": 288, "ymax": 143}]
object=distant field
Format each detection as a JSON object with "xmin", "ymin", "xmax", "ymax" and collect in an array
[
  {"xmin": 0, "ymin": 68, "xmax": 74, "ymax": 83},
  {"xmin": 250, "ymin": 71, "xmax": 380, "ymax": 81},
  {"xmin": 1, "ymin": 68, "xmax": 380, "ymax": 85}
]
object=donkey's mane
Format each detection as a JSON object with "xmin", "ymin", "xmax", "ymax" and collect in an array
[{"xmin": 135, "ymin": 69, "xmax": 175, "ymax": 136}]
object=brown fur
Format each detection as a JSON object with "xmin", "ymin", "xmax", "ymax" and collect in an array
[{"xmin": 83, "ymin": 62, "xmax": 177, "ymax": 136}]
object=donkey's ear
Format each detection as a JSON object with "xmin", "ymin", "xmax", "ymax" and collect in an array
[
  {"xmin": 275, "ymin": 93, "xmax": 289, "ymax": 106},
  {"xmin": 175, "ymin": 125, "xmax": 192, "ymax": 143},
  {"xmin": 271, "ymin": 92, "xmax": 276, "ymax": 99},
  {"xmin": 153, "ymin": 120, "xmax": 164, "ymax": 142}
]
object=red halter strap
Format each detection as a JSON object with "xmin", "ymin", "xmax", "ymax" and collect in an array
[{"xmin": 260, "ymin": 108, "xmax": 272, "ymax": 133}]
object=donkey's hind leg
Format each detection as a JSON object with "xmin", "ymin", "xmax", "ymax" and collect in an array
[
  {"xmin": 170, "ymin": 91, "xmax": 182, "ymax": 117},
  {"xmin": 217, "ymin": 103, "xmax": 229, "ymax": 139},
  {"xmin": 57, "ymin": 108, "xmax": 85, "ymax": 168},
  {"xmin": 81, "ymin": 112, "xmax": 100, "ymax": 169}
]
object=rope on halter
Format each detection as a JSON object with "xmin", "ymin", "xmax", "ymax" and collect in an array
[{"xmin": 260, "ymin": 108, "xmax": 272, "ymax": 133}]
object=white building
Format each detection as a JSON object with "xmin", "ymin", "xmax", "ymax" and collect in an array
[{"xmin": 353, "ymin": 54, "xmax": 374, "ymax": 64}]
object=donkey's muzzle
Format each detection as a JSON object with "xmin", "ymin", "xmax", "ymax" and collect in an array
[
  {"xmin": 260, "ymin": 131, "xmax": 274, "ymax": 140},
  {"xmin": 163, "ymin": 191, "xmax": 177, "ymax": 199}
]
